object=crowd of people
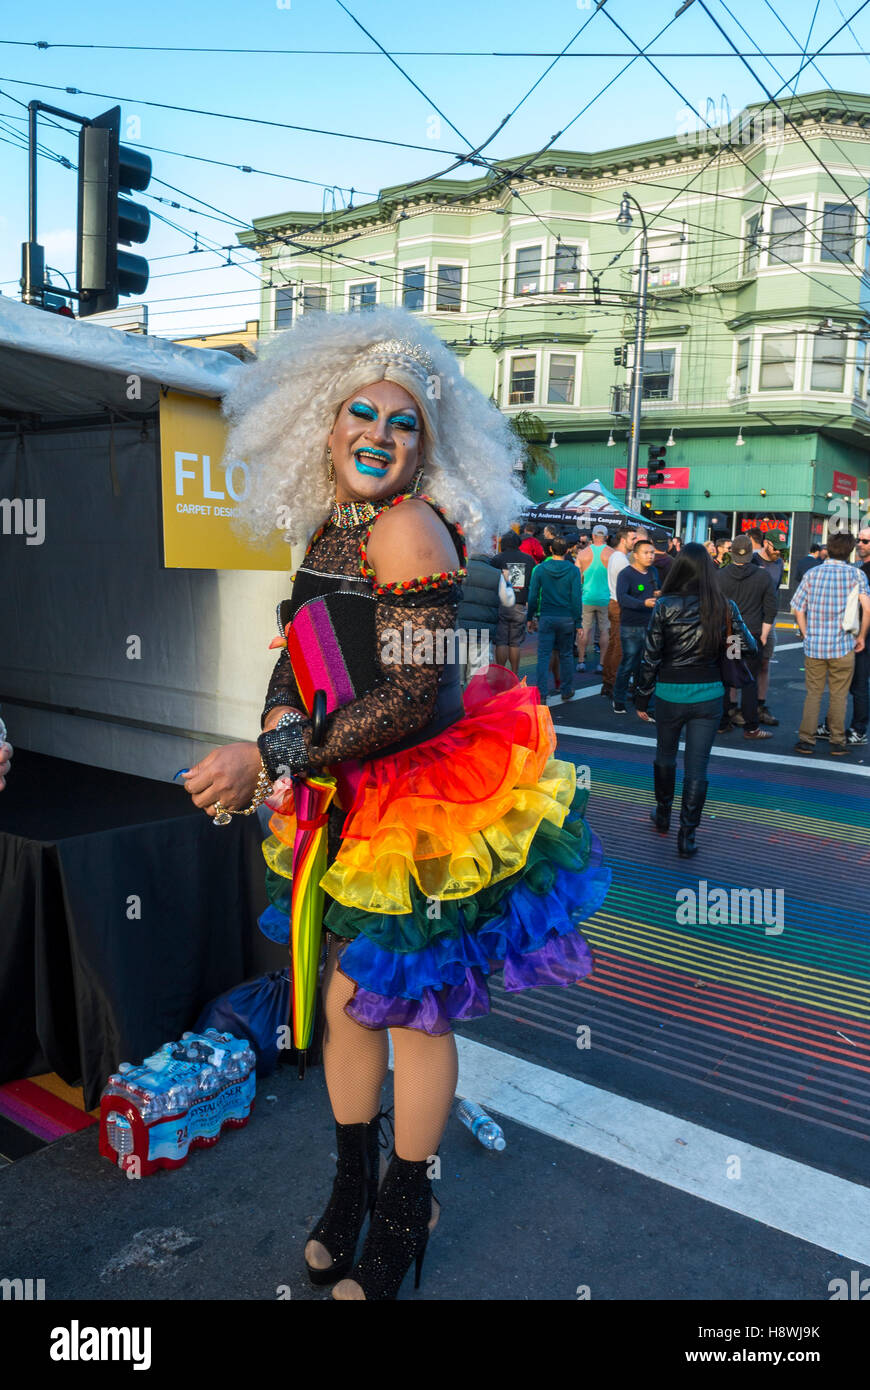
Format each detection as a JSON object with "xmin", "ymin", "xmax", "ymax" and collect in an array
[{"xmin": 455, "ymin": 516, "xmax": 870, "ymax": 854}]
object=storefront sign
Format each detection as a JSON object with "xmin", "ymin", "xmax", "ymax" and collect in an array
[
  {"xmin": 833, "ymin": 470, "xmax": 858, "ymax": 496},
  {"xmin": 613, "ymin": 467, "xmax": 690, "ymax": 489},
  {"xmin": 160, "ymin": 392, "xmax": 290, "ymax": 570},
  {"xmin": 733, "ymin": 517, "xmax": 789, "ymax": 536}
]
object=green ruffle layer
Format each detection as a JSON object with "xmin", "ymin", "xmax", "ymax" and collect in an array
[{"xmin": 321, "ymin": 784, "xmax": 592, "ymax": 955}]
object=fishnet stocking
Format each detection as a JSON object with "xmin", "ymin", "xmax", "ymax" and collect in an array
[
  {"xmin": 391, "ymin": 1027, "xmax": 458, "ymax": 1162},
  {"xmin": 321, "ymin": 934, "xmax": 458, "ymax": 1156},
  {"xmin": 321, "ymin": 934, "xmax": 388, "ymax": 1123}
]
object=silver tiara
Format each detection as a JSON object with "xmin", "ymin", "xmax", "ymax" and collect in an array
[{"xmin": 357, "ymin": 337, "xmax": 436, "ymax": 380}]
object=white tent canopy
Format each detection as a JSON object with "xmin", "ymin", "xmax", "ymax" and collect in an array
[{"xmin": 0, "ymin": 295, "xmax": 241, "ymax": 421}]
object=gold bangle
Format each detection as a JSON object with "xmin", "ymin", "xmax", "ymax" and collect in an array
[{"xmin": 212, "ymin": 760, "xmax": 273, "ymax": 826}]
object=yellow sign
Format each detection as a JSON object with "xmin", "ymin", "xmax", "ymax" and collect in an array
[{"xmin": 159, "ymin": 391, "xmax": 290, "ymax": 570}]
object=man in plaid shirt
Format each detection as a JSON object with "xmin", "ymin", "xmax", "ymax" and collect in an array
[{"xmin": 791, "ymin": 531, "xmax": 870, "ymax": 755}]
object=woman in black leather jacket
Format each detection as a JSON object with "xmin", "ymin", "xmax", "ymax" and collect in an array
[{"xmin": 635, "ymin": 543, "xmax": 756, "ymax": 855}]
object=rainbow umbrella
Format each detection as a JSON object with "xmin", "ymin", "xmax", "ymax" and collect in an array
[
  {"xmin": 268, "ymin": 603, "xmax": 350, "ymax": 1073},
  {"xmin": 287, "ymin": 772, "xmax": 336, "ymax": 1074}
]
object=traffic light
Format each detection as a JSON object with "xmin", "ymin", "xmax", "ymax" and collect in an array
[
  {"xmin": 646, "ymin": 444, "xmax": 667, "ymax": 486},
  {"xmin": 613, "ymin": 344, "xmax": 628, "ymax": 367},
  {"xmin": 76, "ymin": 106, "xmax": 152, "ymax": 317}
]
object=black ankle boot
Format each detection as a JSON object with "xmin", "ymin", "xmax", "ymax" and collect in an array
[
  {"xmin": 305, "ymin": 1111, "xmax": 390, "ymax": 1286},
  {"xmin": 650, "ymin": 762, "xmax": 676, "ymax": 833},
  {"xmin": 335, "ymin": 1153, "xmax": 436, "ymax": 1301},
  {"xmin": 677, "ymin": 779, "xmax": 708, "ymax": 857}
]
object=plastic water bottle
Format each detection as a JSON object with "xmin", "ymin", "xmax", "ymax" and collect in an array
[{"xmin": 456, "ymin": 1099, "xmax": 506, "ymax": 1151}]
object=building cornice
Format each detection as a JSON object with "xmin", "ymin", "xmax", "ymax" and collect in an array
[{"xmin": 237, "ymin": 89, "xmax": 870, "ymax": 250}]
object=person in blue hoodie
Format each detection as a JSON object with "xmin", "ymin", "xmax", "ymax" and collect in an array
[{"xmin": 527, "ymin": 536, "xmax": 584, "ymax": 702}]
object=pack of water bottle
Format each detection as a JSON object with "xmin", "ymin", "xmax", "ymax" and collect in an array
[{"xmin": 99, "ymin": 1030, "xmax": 257, "ymax": 1176}]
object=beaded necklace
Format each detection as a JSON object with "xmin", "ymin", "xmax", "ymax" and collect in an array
[
  {"xmin": 329, "ymin": 468, "xmax": 424, "ymax": 529},
  {"xmin": 329, "ymin": 495, "xmax": 393, "ymax": 528}
]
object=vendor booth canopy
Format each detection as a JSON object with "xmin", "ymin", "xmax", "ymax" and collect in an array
[
  {"xmin": 524, "ymin": 477, "xmax": 672, "ymax": 543},
  {"xmin": 0, "ymin": 294, "xmax": 241, "ymax": 422}
]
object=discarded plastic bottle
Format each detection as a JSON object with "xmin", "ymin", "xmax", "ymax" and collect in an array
[{"xmin": 456, "ymin": 1099, "xmax": 506, "ymax": 1151}]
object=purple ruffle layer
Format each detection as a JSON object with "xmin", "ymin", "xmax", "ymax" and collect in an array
[{"xmin": 342, "ymin": 927, "xmax": 594, "ymax": 1034}]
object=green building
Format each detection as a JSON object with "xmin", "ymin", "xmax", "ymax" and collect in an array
[{"xmin": 239, "ymin": 89, "xmax": 870, "ymax": 592}]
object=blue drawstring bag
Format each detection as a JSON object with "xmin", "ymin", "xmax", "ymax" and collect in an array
[{"xmin": 194, "ymin": 969, "xmax": 290, "ymax": 1079}]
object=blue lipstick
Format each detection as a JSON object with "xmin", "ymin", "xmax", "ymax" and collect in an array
[{"xmin": 354, "ymin": 447, "xmax": 390, "ymax": 477}]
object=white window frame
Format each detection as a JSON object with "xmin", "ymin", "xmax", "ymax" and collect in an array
[
  {"xmin": 506, "ymin": 349, "xmax": 541, "ymax": 407},
  {"xmin": 273, "ymin": 283, "xmax": 295, "ymax": 330},
  {"xmin": 644, "ymin": 232, "xmax": 687, "ymax": 290},
  {"xmin": 346, "ymin": 278, "xmax": 378, "ymax": 311},
  {"xmin": 764, "ymin": 199, "xmax": 810, "ymax": 270},
  {"xmin": 511, "ymin": 240, "xmax": 545, "ymax": 299},
  {"xmin": 299, "ymin": 282, "xmax": 328, "ymax": 315},
  {"xmin": 507, "ymin": 236, "xmax": 588, "ymax": 305},
  {"xmin": 545, "ymin": 349, "xmax": 581, "ymax": 407},
  {"xmin": 398, "ymin": 258, "xmax": 429, "ymax": 313},
  {"xmin": 732, "ymin": 335, "xmax": 751, "ymax": 397},
  {"xmin": 809, "ymin": 331, "xmax": 848, "ymax": 394},
  {"xmin": 551, "ymin": 241, "xmax": 585, "ymax": 295},
  {"xmin": 755, "ymin": 327, "xmax": 801, "ymax": 391},
  {"xmin": 742, "ymin": 209, "xmax": 762, "ymax": 276},
  {"xmin": 432, "ymin": 258, "xmax": 468, "ymax": 314},
  {"xmin": 641, "ymin": 343, "xmax": 680, "ymax": 404},
  {"xmin": 819, "ymin": 200, "xmax": 858, "ymax": 266}
]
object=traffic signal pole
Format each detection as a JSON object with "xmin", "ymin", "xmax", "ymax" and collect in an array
[
  {"xmin": 626, "ymin": 224, "xmax": 649, "ymax": 516},
  {"xmin": 22, "ymin": 100, "xmax": 90, "ymax": 306},
  {"xmin": 21, "ymin": 100, "xmax": 150, "ymax": 315}
]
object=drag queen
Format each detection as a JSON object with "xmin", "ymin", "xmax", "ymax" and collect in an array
[{"xmin": 182, "ymin": 306, "xmax": 610, "ymax": 1300}]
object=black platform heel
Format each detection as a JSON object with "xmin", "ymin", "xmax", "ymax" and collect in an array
[
  {"xmin": 304, "ymin": 1108, "xmax": 392, "ymax": 1287},
  {"xmin": 333, "ymin": 1154, "xmax": 437, "ymax": 1301}
]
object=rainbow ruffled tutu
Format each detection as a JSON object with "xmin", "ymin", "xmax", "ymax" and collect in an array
[{"xmin": 259, "ymin": 667, "xmax": 610, "ymax": 1033}]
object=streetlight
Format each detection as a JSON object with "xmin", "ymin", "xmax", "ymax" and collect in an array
[{"xmin": 616, "ymin": 191, "xmax": 649, "ymax": 515}]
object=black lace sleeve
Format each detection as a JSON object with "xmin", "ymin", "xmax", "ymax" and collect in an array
[
  {"xmin": 260, "ymin": 648, "xmax": 305, "ymax": 729},
  {"xmin": 304, "ymin": 584, "xmax": 460, "ymax": 769},
  {"xmin": 258, "ymin": 583, "xmax": 461, "ymax": 777}
]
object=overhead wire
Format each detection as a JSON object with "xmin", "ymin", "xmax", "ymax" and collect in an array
[
  {"xmin": 695, "ymin": 0, "xmax": 869, "ymax": 222},
  {"xmin": 4, "ymin": 7, "xmax": 867, "ymax": 350},
  {"xmin": 2, "ymin": 37, "xmax": 869, "ymax": 58}
]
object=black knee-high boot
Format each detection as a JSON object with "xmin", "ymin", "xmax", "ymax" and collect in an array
[
  {"xmin": 337, "ymin": 1153, "xmax": 436, "ymax": 1301},
  {"xmin": 650, "ymin": 762, "xmax": 676, "ymax": 833},
  {"xmin": 305, "ymin": 1111, "xmax": 389, "ymax": 1286},
  {"xmin": 677, "ymin": 779, "xmax": 708, "ymax": 857}
]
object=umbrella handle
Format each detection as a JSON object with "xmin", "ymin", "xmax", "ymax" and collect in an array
[{"xmin": 310, "ymin": 689, "xmax": 327, "ymax": 746}]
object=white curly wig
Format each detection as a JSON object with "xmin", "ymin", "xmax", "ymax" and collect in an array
[{"xmin": 221, "ymin": 305, "xmax": 529, "ymax": 553}]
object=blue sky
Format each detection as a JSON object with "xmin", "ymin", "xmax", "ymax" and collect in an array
[{"xmin": 1, "ymin": 0, "xmax": 869, "ymax": 336}]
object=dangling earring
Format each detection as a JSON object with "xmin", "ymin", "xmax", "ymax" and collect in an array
[
  {"xmin": 326, "ymin": 445, "xmax": 335, "ymax": 483},
  {"xmin": 411, "ymin": 464, "xmax": 424, "ymax": 495}
]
